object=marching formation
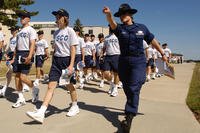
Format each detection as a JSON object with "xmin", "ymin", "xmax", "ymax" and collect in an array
[{"xmin": 0, "ymin": 3, "xmax": 172, "ymax": 133}]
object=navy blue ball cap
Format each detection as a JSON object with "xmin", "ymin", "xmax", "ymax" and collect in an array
[
  {"xmin": 9, "ymin": 26, "xmax": 20, "ymax": 31},
  {"xmin": 52, "ymin": 9, "xmax": 69, "ymax": 18},
  {"xmin": 162, "ymin": 43, "xmax": 168, "ymax": 46},
  {"xmin": 114, "ymin": 3, "xmax": 137, "ymax": 17},
  {"xmin": 84, "ymin": 33, "xmax": 90, "ymax": 37},
  {"xmin": 98, "ymin": 33, "xmax": 104, "ymax": 38},
  {"xmin": 16, "ymin": 10, "xmax": 31, "ymax": 18},
  {"xmin": 37, "ymin": 30, "xmax": 44, "ymax": 35}
]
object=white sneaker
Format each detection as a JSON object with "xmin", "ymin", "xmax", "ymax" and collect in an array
[
  {"xmin": 32, "ymin": 87, "xmax": 39, "ymax": 103},
  {"xmin": 0, "ymin": 87, "xmax": 6, "ymax": 97},
  {"xmin": 118, "ymin": 82, "xmax": 123, "ymax": 89},
  {"xmin": 12, "ymin": 98, "xmax": 26, "ymax": 108},
  {"xmin": 110, "ymin": 87, "xmax": 118, "ymax": 97},
  {"xmin": 43, "ymin": 75, "xmax": 49, "ymax": 82},
  {"xmin": 146, "ymin": 75, "xmax": 150, "ymax": 82},
  {"xmin": 33, "ymin": 80, "xmax": 39, "ymax": 87},
  {"xmin": 93, "ymin": 73, "xmax": 98, "ymax": 80},
  {"xmin": 79, "ymin": 83, "xmax": 84, "ymax": 89},
  {"xmin": 89, "ymin": 76, "xmax": 93, "ymax": 80},
  {"xmin": 22, "ymin": 86, "xmax": 30, "ymax": 92},
  {"xmin": 66, "ymin": 105, "xmax": 80, "ymax": 117},
  {"xmin": 99, "ymin": 80, "xmax": 104, "ymax": 88},
  {"xmin": 85, "ymin": 73, "xmax": 92, "ymax": 83},
  {"xmin": 151, "ymin": 73, "xmax": 156, "ymax": 80},
  {"xmin": 26, "ymin": 110, "xmax": 44, "ymax": 123}
]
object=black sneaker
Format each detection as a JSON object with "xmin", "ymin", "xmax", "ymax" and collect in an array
[{"xmin": 121, "ymin": 113, "xmax": 135, "ymax": 133}]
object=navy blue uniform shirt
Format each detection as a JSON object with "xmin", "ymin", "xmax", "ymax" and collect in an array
[{"xmin": 114, "ymin": 23, "xmax": 154, "ymax": 56}]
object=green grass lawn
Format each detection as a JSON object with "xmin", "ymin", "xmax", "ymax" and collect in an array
[
  {"xmin": 0, "ymin": 58, "xmax": 52, "ymax": 78},
  {"xmin": 186, "ymin": 63, "xmax": 200, "ymax": 123}
]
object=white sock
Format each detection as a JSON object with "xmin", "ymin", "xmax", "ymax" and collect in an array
[
  {"xmin": 35, "ymin": 78, "xmax": 39, "ymax": 82},
  {"xmin": 86, "ymin": 73, "xmax": 92, "ymax": 78},
  {"xmin": 80, "ymin": 78, "xmax": 84, "ymax": 84},
  {"xmin": 113, "ymin": 84, "xmax": 117, "ymax": 88},
  {"xmin": 152, "ymin": 73, "xmax": 156, "ymax": 78},
  {"xmin": 79, "ymin": 71, "xmax": 84, "ymax": 78},
  {"xmin": 147, "ymin": 75, "xmax": 150, "ymax": 79},
  {"xmin": 39, "ymin": 105, "xmax": 47, "ymax": 114},
  {"xmin": 2, "ymin": 85, "xmax": 7, "ymax": 92},
  {"xmin": 109, "ymin": 81, "xmax": 114, "ymax": 86},
  {"xmin": 111, "ymin": 76, "xmax": 114, "ymax": 82},
  {"xmin": 72, "ymin": 102, "xmax": 77, "ymax": 106},
  {"xmin": 18, "ymin": 92, "xmax": 24, "ymax": 99},
  {"xmin": 22, "ymin": 83, "xmax": 29, "ymax": 89}
]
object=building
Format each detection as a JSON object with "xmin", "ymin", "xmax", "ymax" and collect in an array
[
  {"xmin": 1, "ymin": 21, "xmax": 109, "ymax": 52},
  {"xmin": 83, "ymin": 25, "xmax": 109, "ymax": 38},
  {"xmin": 29, "ymin": 21, "xmax": 58, "ymax": 52},
  {"xmin": 30, "ymin": 22, "xmax": 109, "ymax": 52},
  {"xmin": 171, "ymin": 53, "xmax": 184, "ymax": 64}
]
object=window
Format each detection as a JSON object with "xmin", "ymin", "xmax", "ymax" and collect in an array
[
  {"xmin": 51, "ymin": 30, "xmax": 55, "ymax": 35},
  {"xmin": 88, "ymin": 29, "xmax": 93, "ymax": 35}
]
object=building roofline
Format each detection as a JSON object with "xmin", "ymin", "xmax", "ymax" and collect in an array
[
  {"xmin": 30, "ymin": 21, "xmax": 56, "ymax": 25},
  {"xmin": 83, "ymin": 25, "xmax": 108, "ymax": 28}
]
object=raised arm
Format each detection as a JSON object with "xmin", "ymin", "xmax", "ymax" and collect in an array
[{"xmin": 103, "ymin": 6, "xmax": 117, "ymax": 30}]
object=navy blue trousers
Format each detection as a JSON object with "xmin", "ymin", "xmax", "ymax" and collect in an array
[{"xmin": 118, "ymin": 56, "xmax": 146, "ymax": 115}]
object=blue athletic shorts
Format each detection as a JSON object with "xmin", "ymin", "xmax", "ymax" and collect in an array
[
  {"xmin": 35, "ymin": 55, "xmax": 45, "ymax": 68},
  {"xmin": 84, "ymin": 55, "xmax": 94, "ymax": 68},
  {"xmin": 49, "ymin": 56, "xmax": 76, "ymax": 84},
  {"xmin": 74, "ymin": 54, "xmax": 82, "ymax": 70},
  {"xmin": 13, "ymin": 51, "xmax": 33, "ymax": 74},
  {"xmin": 96, "ymin": 56, "xmax": 104, "ymax": 70},
  {"xmin": 102, "ymin": 55, "xmax": 119, "ymax": 73}
]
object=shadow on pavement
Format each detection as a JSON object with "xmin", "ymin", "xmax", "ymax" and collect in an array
[
  {"xmin": 82, "ymin": 86, "xmax": 108, "ymax": 94},
  {"xmin": 1, "ymin": 87, "xmax": 18, "ymax": 103},
  {"xmin": 23, "ymin": 100, "xmax": 70, "ymax": 125},
  {"xmin": 78, "ymin": 102, "xmax": 124, "ymax": 133}
]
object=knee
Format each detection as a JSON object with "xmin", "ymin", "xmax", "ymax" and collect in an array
[
  {"xmin": 103, "ymin": 71, "xmax": 110, "ymax": 77},
  {"xmin": 19, "ymin": 74, "xmax": 26, "ymax": 81},
  {"xmin": 66, "ymin": 84, "xmax": 75, "ymax": 91},
  {"xmin": 6, "ymin": 72, "xmax": 12, "ymax": 78}
]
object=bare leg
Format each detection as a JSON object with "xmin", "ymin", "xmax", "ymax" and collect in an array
[
  {"xmin": 36, "ymin": 67, "xmax": 41, "ymax": 79},
  {"xmin": 20, "ymin": 74, "xmax": 34, "ymax": 88},
  {"xmin": 15, "ymin": 73, "xmax": 23, "ymax": 92},
  {"xmin": 113, "ymin": 72, "xmax": 119, "ymax": 85},
  {"xmin": 5, "ymin": 69, "xmax": 13, "ymax": 87},
  {"xmin": 42, "ymin": 81, "xmax": 57, "ymax": 107},
  {"xmin": 67, "ymin": 84, "xmax": 77, "ymax": 102}
]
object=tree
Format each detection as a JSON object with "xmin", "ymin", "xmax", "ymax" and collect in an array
[
  {"xmin": 0, "ymin": 0, "xmax": 38, "ymax": 27},
  {"xmin": 73, "ymin": 18, "xmax": 84, "ymax": 37}
]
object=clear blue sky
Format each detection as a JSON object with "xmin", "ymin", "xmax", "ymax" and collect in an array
[{"xmin": 23, "ymin": 0, "xmax": 200, "ymax": 60}]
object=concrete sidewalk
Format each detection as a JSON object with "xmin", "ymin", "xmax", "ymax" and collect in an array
[{"xmin": 0, "ymin": 63, "xmax": 199, "ymax": 133}]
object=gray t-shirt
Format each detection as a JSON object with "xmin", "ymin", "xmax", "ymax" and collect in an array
[
  {"xmin": 76, "ymin": 36, "xmax": 86, "ymax": 55},
  {"xmin": 95, "ymin": 42, "xmax": 104, "ymax": 57},
  {"xmin": 53, "ymin": 27, "xmax": 78, "ymax": 57},
  {"xmin": 35, "ymin": 39, "xmax": 48, "ymax": 55},
  {"xmin": 8, "ymin": 36, "xmax": 17, "ymax": 52},
  {"xmin": 84, "ymin": 41, "xmax": 95, "ymax": 56},
  {"xmin": 16, "ymin": 26, "xmax": 37, "ymax": 51},
  {"xmin": 104, "ymin": 34, "xmax": 120, "ymax": 55}
]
